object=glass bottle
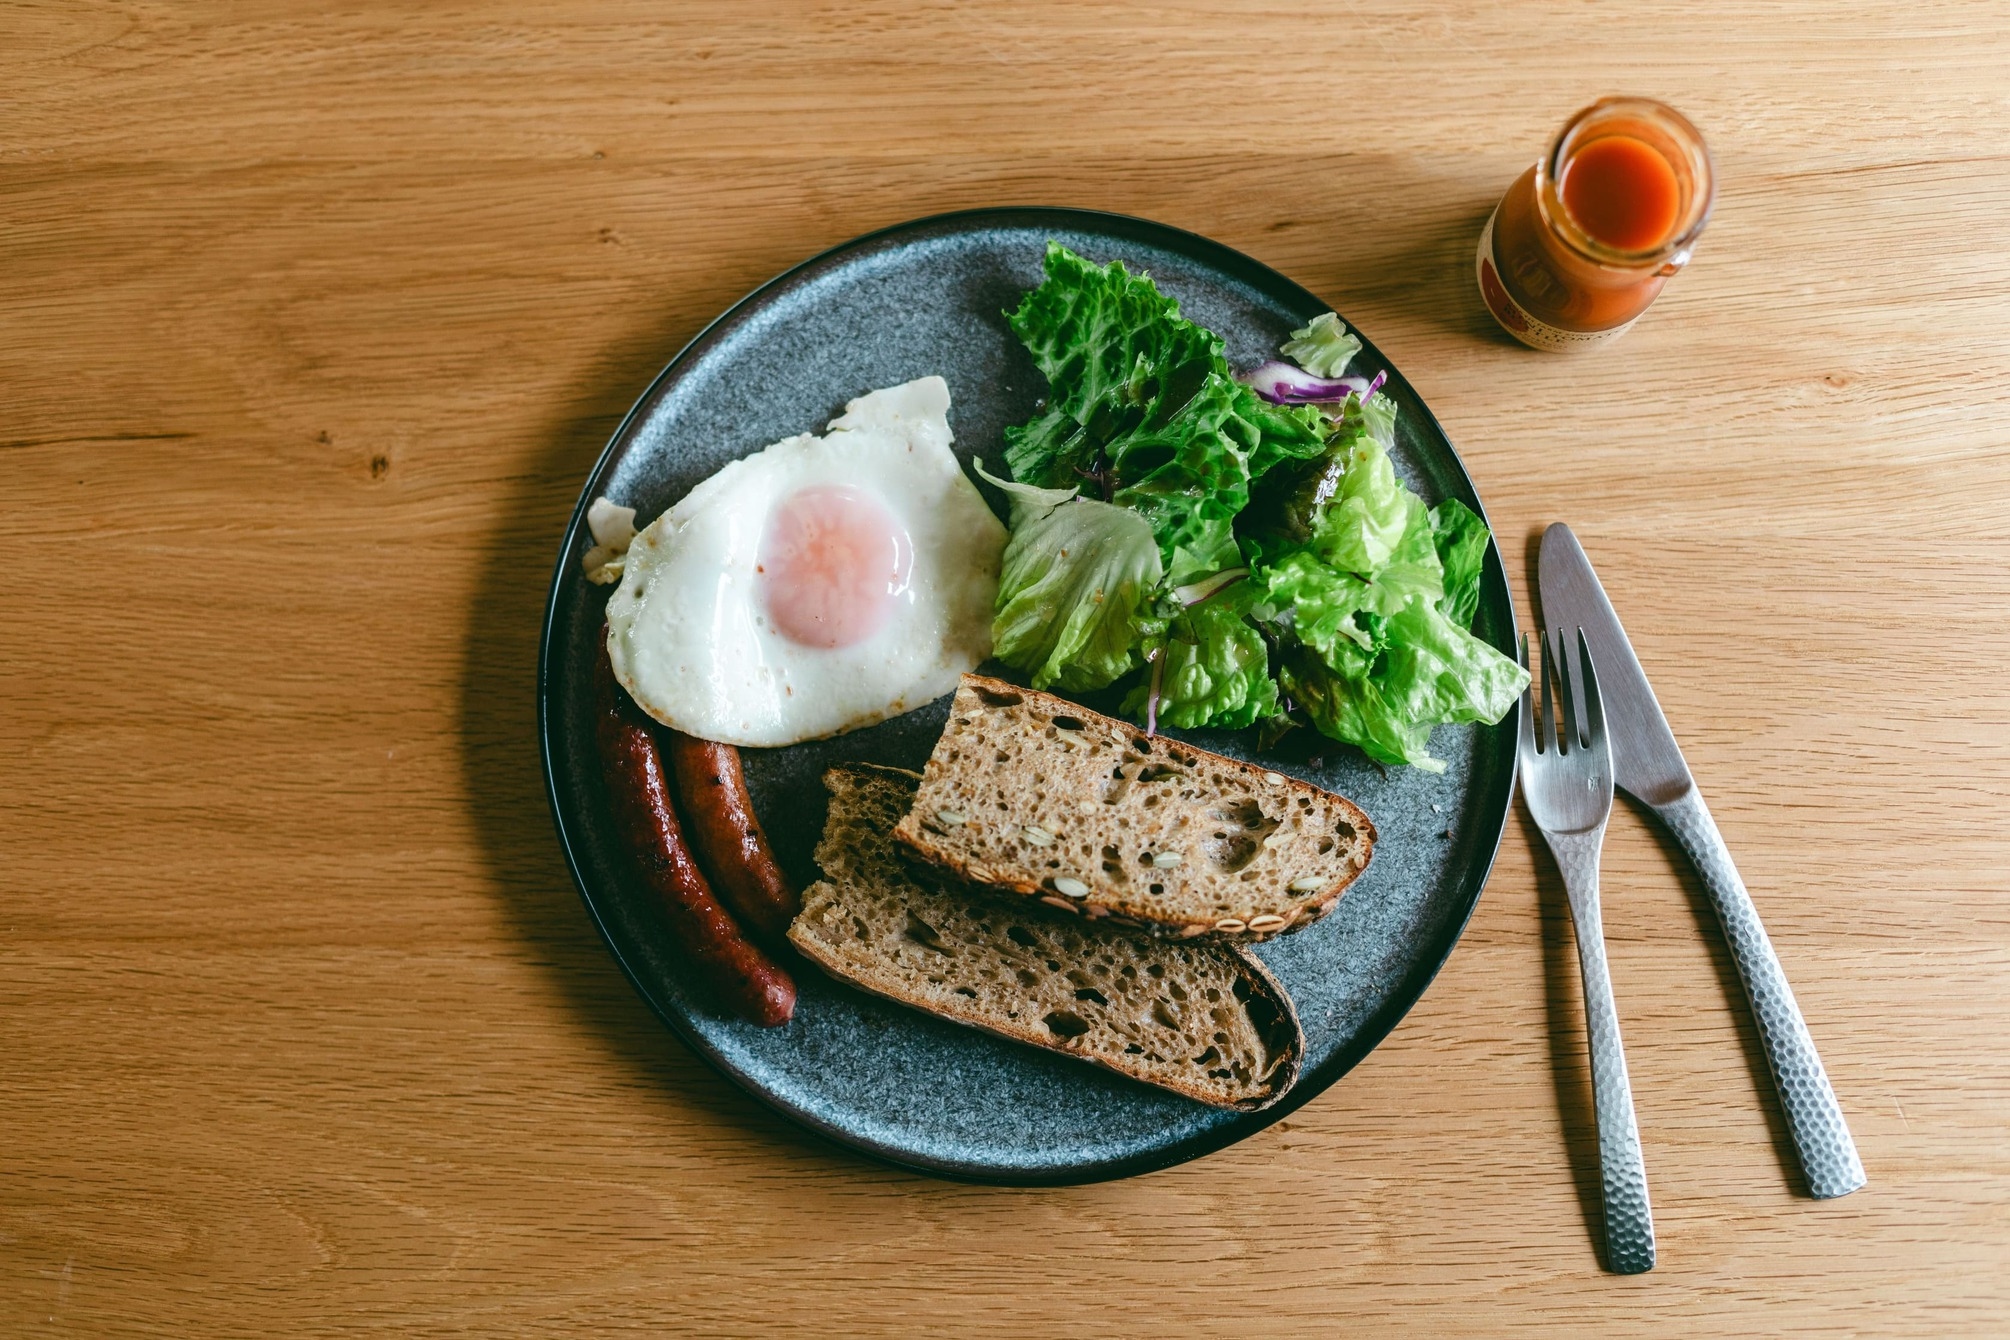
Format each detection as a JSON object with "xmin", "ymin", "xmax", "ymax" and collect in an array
[{"xmin": 1477, "ymin": 97, "xmax": 1715, "ymax": 351}]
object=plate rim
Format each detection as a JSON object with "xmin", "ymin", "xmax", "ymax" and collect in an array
[{"xmin": 537, "ymin": 205, "xmax": 1520, "ymax": 1185}]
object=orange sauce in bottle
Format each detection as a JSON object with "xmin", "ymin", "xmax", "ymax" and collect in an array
[
  {"xmin": 1477, "ymin": 98, "xmax": 1715, "ymax": 350},
  {"xmin": 1562, "ymin": 135, "xmax": 1681, "ymax": 252}
]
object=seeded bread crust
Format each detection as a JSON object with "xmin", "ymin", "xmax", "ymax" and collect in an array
[
  {"xmin": 789, "ymin": 765, "xmax": 1303, "ymax": 1111},
  {"xmin": 892, "ymin": 675, "xmax": 1376, "ymax": 941}
]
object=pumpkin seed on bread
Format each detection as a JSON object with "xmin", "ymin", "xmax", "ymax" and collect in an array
[
  {"xmin": 788, "ymin": 765, "xmax": 1303, "ymax": 1110},
  {"xmin": 892, "ymin": 675, "xmax": 1375, "ymax": 940}
]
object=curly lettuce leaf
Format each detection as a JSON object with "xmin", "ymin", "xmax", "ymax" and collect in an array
[
  {"xmin": 997, "ymin": 400, "xmax": 1090, "ymax": 490},
  {"xmin": 1271, "ymin": 575, "xmax": 1525, "ymax": 770},
  {"xmin": 989, "ymin": 490, "xmax": 1166, "ymax": 693},
  {"xmin": 1303, "ymin": 395, "xmax": 1407, "ymax": 573},
  {"xmin": 1241, "ymin": 391, "xmax": 1399, "ymax": 557},
  {"xmin": 1252, "ymin": 419, "xmax": 1525, "ymax": 768},
  {"xmin": 1375, "ymin": 600, "xmax": 1528, "ymax": 729},
  {"xmin": 1430, "ymin": 498, "xmax": 1489, "ymax": 629},
  {"xmin": 1258, "ymin": 493, "xmax": 1438, "ymax": 640},
  {"xmin": 1252, "ymin": 398, "xmax": 1437, "ymax": 612},
  {"xmin": 1243, "ymin": 396, "xmax": 1330, "ymax": 481},
  {"xmin": 1102, "ymin": 371, "xmax": 1275, "ymax": 585},
  {"xmin": 1003, "ymin": 243, "xmax": 1222, "ymax": 488},
  {"xmin": 1280, "ymin": 312, "xmax": 1362, "ymax": 379},
  {"xmin": 1004, "ymin": 244, "xmax": 1328, "ymax": 576},
  {"xmin": 1279, "ymin": 647, "xmax": 1439, "ymax": 771},
  {"xmin": 1120, "ymin": 596, "xmax": 1279, "ymax": 731},
  {"xmin": 1257, "ymin": 550, "xmax": 1373, "ymax": 661}
]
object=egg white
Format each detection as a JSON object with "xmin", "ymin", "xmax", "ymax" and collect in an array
[{"xmin": 605, "ymin": 376, "xmax": 1006, "ymax": 747}]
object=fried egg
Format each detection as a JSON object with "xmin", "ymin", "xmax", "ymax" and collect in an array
[{"xmin": 604, "ymin": 376, "xmax": 1006, "ymax": 747}]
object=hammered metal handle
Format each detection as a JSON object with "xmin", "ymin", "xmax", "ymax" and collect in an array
[
  {"xmin": 1548, "ymin": 826, "xmax": 1657, "ymax": 1274},
  {"xmin": 1654, "ymin": 790, "xmax": 1866, "ymax": 1199}
]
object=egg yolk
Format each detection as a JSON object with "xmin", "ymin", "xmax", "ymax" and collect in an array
[{"xmin": 758, "ymin": 485, "xmax": 914, "ymax": 649}]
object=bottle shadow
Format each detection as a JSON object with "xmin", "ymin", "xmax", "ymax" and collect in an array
[
  {"xmin": 1252, "ymin": 183, "xmax": 1525, "ymax": 347},
  {"xmin": 1347, "ymin": 195, "xmax": 1526, "ymax": 348},
  {"xmin": 454, "ymin": 302, "xmax": 859, "ymax": 1175}
]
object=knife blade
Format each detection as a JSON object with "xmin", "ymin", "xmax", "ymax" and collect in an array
[{"xmin": 1538, "ymin": 523, "xmax": 1866, "ymax": 1200}]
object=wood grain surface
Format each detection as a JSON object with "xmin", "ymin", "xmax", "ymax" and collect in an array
[{"xmin": 5, "ymin": 2, "xmax": 2007, "ymax": 1335}]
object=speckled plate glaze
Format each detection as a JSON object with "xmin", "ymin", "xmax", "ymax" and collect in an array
[{"xmin": 539, "ymin": 208, "xmax": 1519, "ymax": 1184}]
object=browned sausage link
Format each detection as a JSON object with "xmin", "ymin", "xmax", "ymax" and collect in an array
[
  {"xmin": 593, "ymin": 640, "xmax": 794, "ymax": 1026},
  {"xmin": 666, "ymin": 732, "xmax": 801, "ymax": 942}
]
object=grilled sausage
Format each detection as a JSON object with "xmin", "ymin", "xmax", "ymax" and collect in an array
[
  {"xmin": 667, "ymin": 733, "xmax": 800, "ymax": 943},
  {"xmin": 593, "ymin": 638, "xmax": 794, "ymax": 1027}
]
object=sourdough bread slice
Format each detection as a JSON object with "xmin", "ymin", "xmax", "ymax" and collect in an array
[
  {"xmin": 789, "ymin": 765, "xmax": 1302, "ymax": 1110},
  {"xmin": 893, "ymin": 675, "xmax": 1375, "ymax": 940}
]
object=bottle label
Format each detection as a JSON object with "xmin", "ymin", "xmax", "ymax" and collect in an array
[{"xmin": 1476, "ymin": 209, "xmax": 1636, "ymax": 351}]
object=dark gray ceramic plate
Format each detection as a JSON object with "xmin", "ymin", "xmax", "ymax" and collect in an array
[{"xmin": 539, "ymin": 208, "xmax": 1518, "ymax": 1184}]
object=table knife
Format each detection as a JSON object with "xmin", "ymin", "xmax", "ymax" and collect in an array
[{"xmin": 1538, "ymin": 523, "xmax": 1866, "ymax": 1199}]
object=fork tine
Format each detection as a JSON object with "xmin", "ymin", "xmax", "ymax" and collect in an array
[
  {"xmin": 1548, "ymin": 625, "xmax": 1579, "ymax": 754},
  {"xmin": 1537, "ymin": 627, "xmax": 1556, "ymax": 755},
  {"xmin": 1520, "ymin": 634, "xmax": 1543, "ymax": 752},
  {"xmin": 1517, "ymin": 632, "xmax": 1532, "ymax": 736},
  {"xmin": 1576, "ymin": 627, "xmax": 1605, "ymax": 746}
]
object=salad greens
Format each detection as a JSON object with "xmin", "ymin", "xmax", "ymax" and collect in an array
[
  {"xmin": 1002, "ymin": 242, "xmax": 1329, "ymax": 588},
  {"xmin": 987, "ymin": 242, "xmax": 1527, "ymax": 771},
  {"xmin": 980, "ymin": 465, "xmax": 1166, "ymax": 694},
  {"xmin": 1279, "ymin": 312, "xmax": 1363, "ymax": 379},
  {"xmin": 1119, "ymin": 596, "xmax": 1278, "ymax": 733}
]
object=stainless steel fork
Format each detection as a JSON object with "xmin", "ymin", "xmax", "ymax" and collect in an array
[{"xmin": 1520, "ymin": 628, "xmax": 1656, "ymax": 1275}]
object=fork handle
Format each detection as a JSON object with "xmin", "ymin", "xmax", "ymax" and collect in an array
[
  {"xmin": 1652, "ymin": 790, "xmax": 1867, "ymax": 1199},
  {"xmin": 1548, "ymin": 827, "xmax": 1657, "ymax": 1275}
]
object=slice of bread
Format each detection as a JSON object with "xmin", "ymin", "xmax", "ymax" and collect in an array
[
  {"xmin": 789, "ymin": 765, "xmax": 1303, "ymax": 1110},
  {"xmin": 892, "ymin": 675, "xmax": 1376, "ymax": 940}
]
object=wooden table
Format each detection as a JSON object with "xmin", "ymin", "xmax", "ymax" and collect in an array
[{"xmin": 6, "ymin": 3, "xmax": 2007, "ymax": 1334}]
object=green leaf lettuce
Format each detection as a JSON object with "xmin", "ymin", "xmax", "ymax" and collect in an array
[
  {"xmin": 1430, "ymin": 498, "xmax": 1489, "ymax": 629},
  {"xmin": 1121, "ymin": 592, "xmax": 1279, "ymax": 731},
  {"xmin": 1250, "ymin": 415, "xmax": 1526, "ymax": 769},
  {"xmin": 1279, "ymin": 312, "xmax": 1363, "ymax": 378},
  {"xmin": 1004, "ymin": 243, "xmax": 1325, "ymax": 579},
  {"xmin": 982, "ymin": 462, "xmax": 1166, "ymax": 693},
  {"xmin": 990, "ymin": 241, "xmax": 1525, "ymax": 770}
]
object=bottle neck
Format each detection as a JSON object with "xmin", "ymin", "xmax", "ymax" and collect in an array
[
  {"xmin": 1489, "ymin": 165, "xmax": 1671, "ymax": 334},
  {"xmin": 1538, "ymin": 99, "xmax": 1715, "ymax": 274}
]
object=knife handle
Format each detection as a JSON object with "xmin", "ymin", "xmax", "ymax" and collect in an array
[
  {"xmin": 1547, "ymin": 826, "xmax": 1657, "ymax": 1275},
  {"xmin": 1653, "ymin": 790, "xmax": 1867, "ymax": 1199}
]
